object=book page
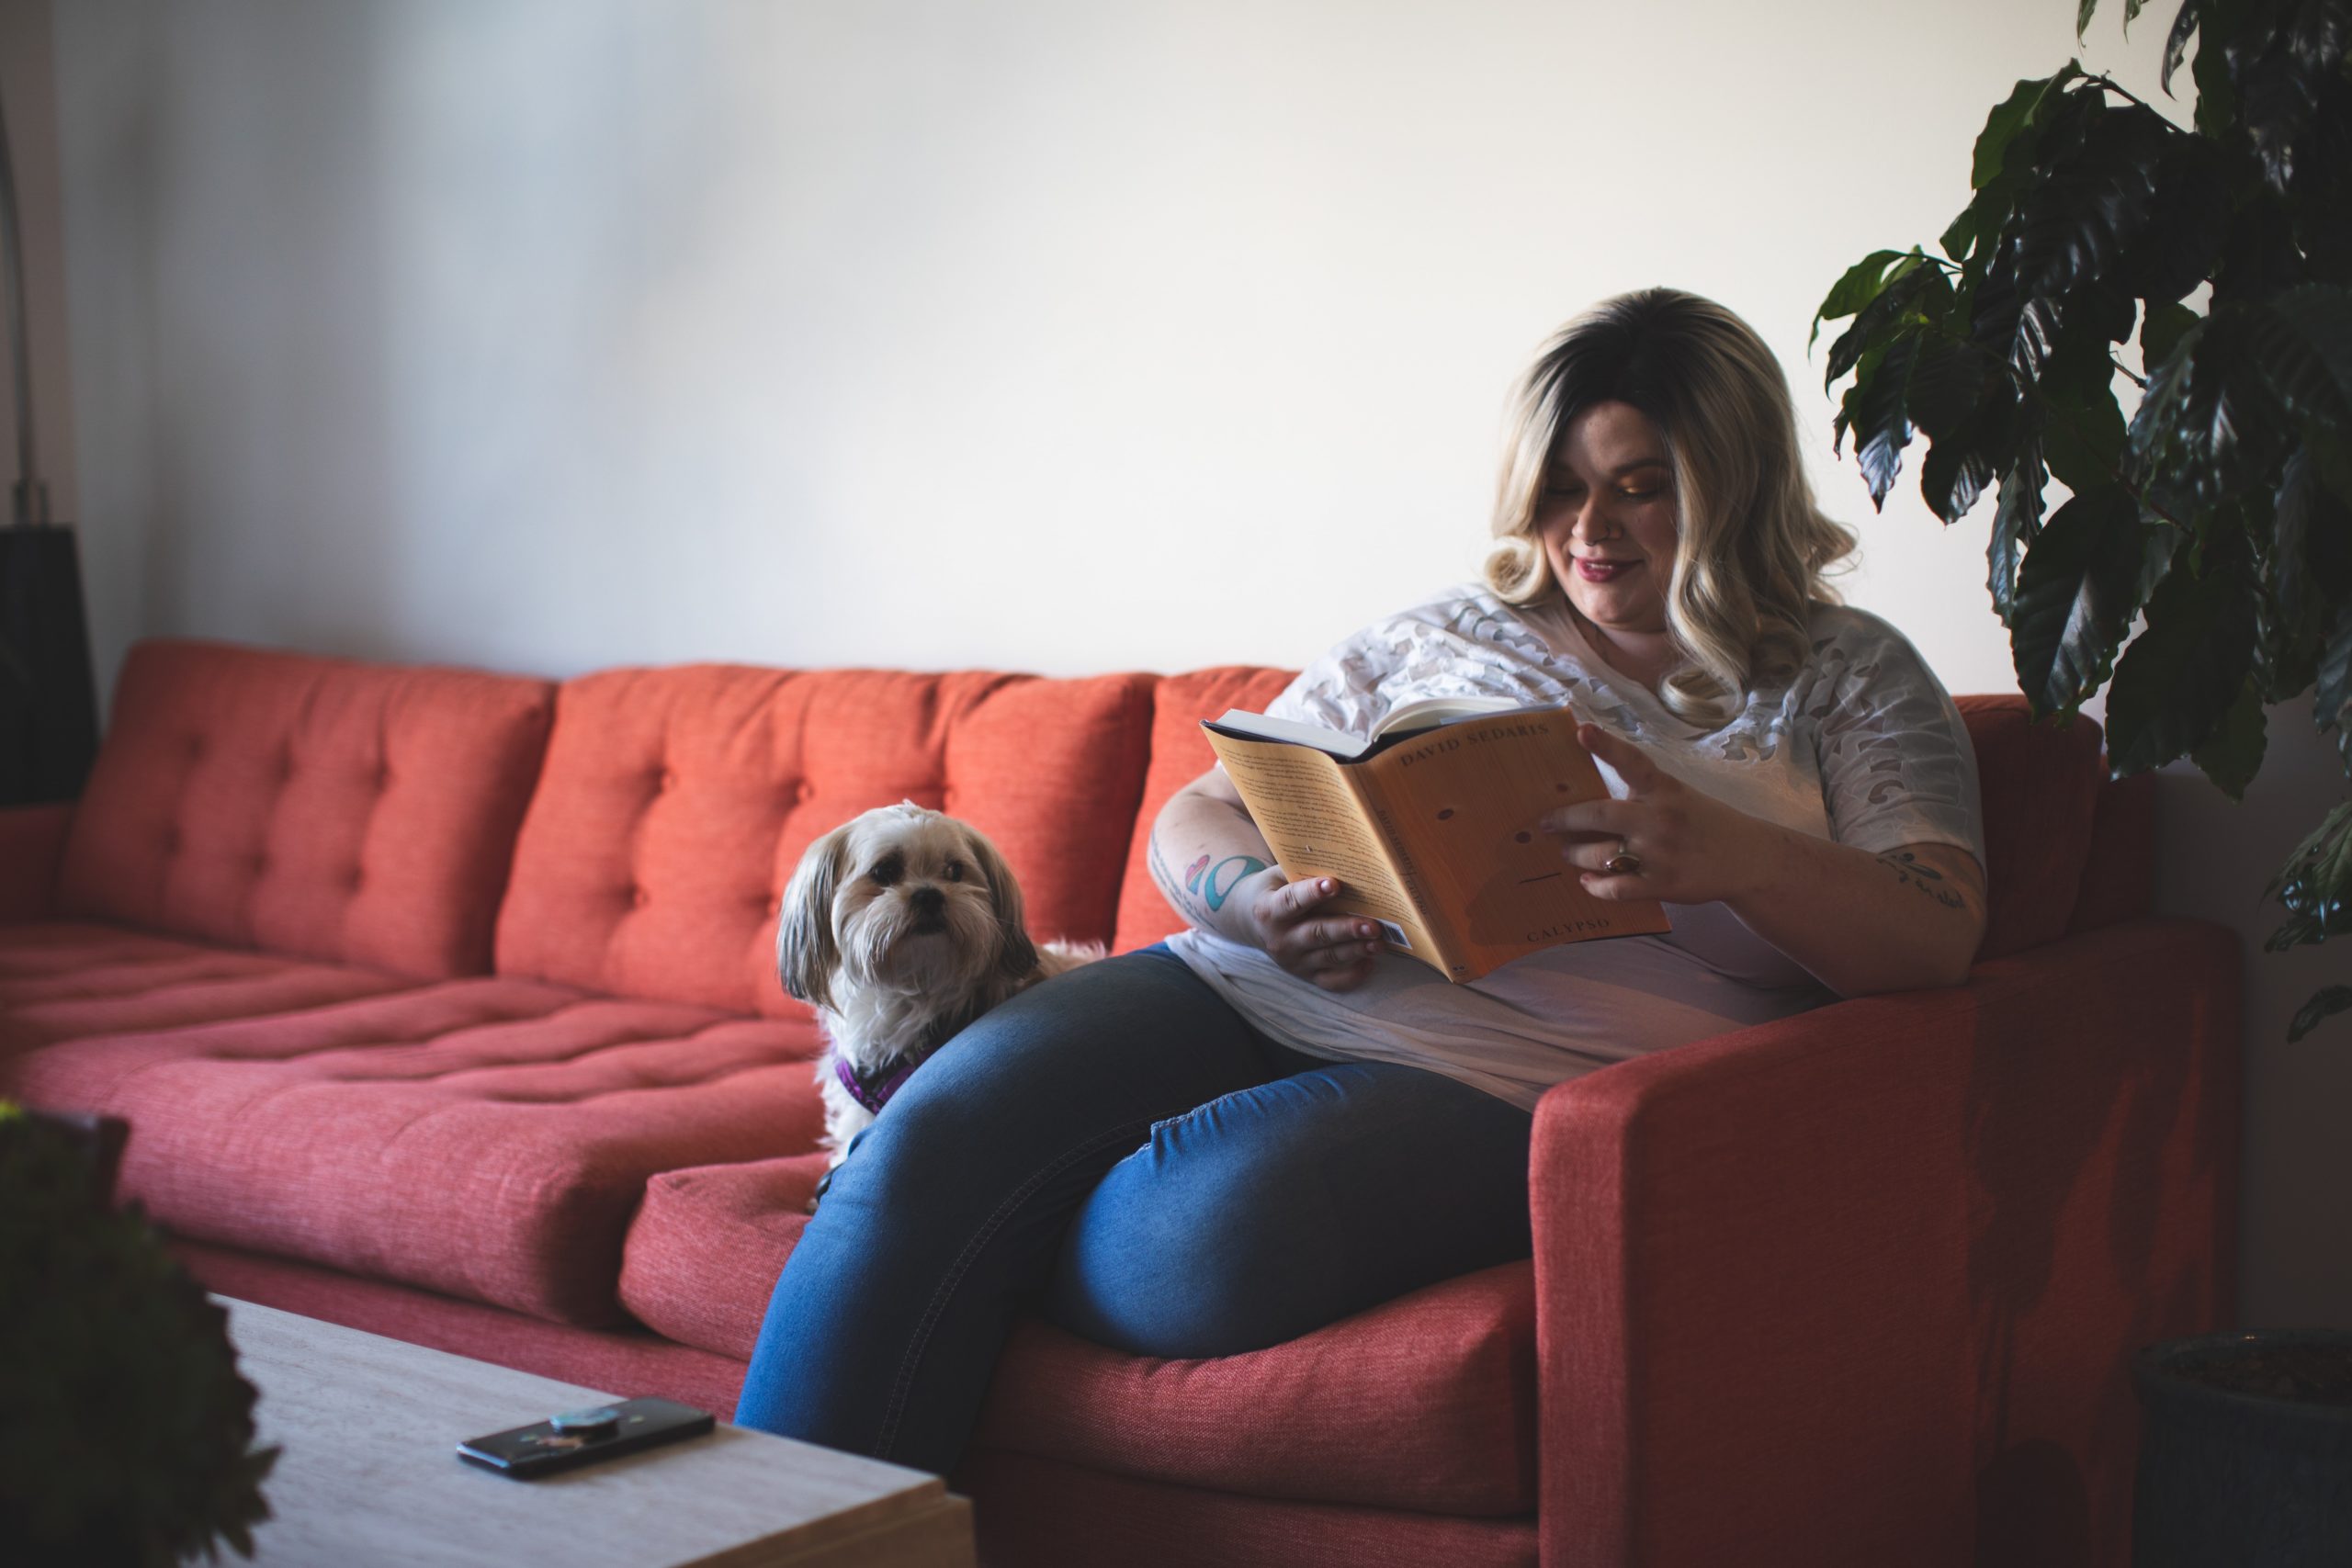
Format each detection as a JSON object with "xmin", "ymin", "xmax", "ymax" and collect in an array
[
  {"xmin": 1363, "ymin": 708, "xmax": 1670, "ymax": 970},
  {"xmin": 1203, "ymin": 734, "xmax": 1419, "ymax": 929}
]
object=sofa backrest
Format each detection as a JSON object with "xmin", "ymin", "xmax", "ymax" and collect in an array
[
  {"xmin": 1111, "ymin": 678, "xmax": 2149, "ymax": 963},
  {"xmin": 55, "ymin": 639, "xmax": 556, "ymax": 979},
  {"xmin": 492, "ymin": 665, "xmax": 1153, "ymax": 1016}
]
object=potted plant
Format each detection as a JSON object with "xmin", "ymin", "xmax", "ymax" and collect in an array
[
  {"xmin": 0, "ymin": 1102, "xmax": 277, "ymax": 1565},
  {"xmin": 1811, "ymin": 0, "xmax": 2349, "ymax": 1557}
]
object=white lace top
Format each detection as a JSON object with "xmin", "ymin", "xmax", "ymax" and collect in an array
[{"xmin": 1165, "ymin": 585, "xmax": 1984, "ymax": 1110}]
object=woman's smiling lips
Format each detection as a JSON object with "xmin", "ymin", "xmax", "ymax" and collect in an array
[{"xmin": 1576, "ymin": 558, "xmax": 1642, "ymax": 582}]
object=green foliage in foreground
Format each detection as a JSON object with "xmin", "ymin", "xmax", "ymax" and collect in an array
[
  {"xmin": 1815, "ymin": 0, "xmax": 2352, "ymax": 1039},
  {"xmin": 0, "ymin": 1103, "xmax": 277, "ymax": 1563}
]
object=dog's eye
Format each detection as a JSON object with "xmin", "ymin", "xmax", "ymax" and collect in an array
[
  {"xmin": 870, "ymin": 853, "xmax": 903, "ymax": 887},
  {"xmin": 944, "ymin": 861, "xmax": 965, "ymax": 883}
]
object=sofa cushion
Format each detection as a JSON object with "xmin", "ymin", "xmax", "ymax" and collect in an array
[
  {"xmin": 5, "ymin": 978, "xmax": 828, "ymax": 1325},
  {"xmin": 53, "ymin": 640, "xmax": 555, "ymax": 980},
  {"xmin": 975, "ymin": 1261, "xmax": 1540, "ymax": 1517},
  {"xmin": 619, "ymin": 1154, "xmax": 824, "ymax": 1355},
  {"xmin": 1112, "ymin": 668, "xmax": 1298, "ymax": 953},
  {"xmin": 494, "ymin": 667, "xmax": 1153, "ymax": 1016},
  {"xmin": 1952, "ymin": 696, "xmax": 2104, "ymax": 959},
  {"xmin": 0, "ymin": 921, "xmax": 420, "ymax": 1065},
  {"xmin": 618, "ymin": 1156, "xmax": 1537, "ymax": 1516}
]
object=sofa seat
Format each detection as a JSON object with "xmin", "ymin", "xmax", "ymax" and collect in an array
[
  {"xmin": 8, "ymin": 977, "xmax": 831, "ymax": 1325},
  {"xmin": 619, "ymin": 1156, "xmax": 1538, "ymax": 1517},
  {"xmin": 0, "ymin": 920, "xmax": 424, "ymax": 1059}
]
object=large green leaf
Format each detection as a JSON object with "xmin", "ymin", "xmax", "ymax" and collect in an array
[
  {"xmin": 2010, "ymin": 487, "xmax": 2157, "ymax": 711},
  {"xmin": 1947, "ymin": 65, "xmax": 2093, "ymax": 264},
  {"xmin": 1825, "ymin": 262, "xmax": 1935, "ymax": 388},
  {"xmin": 2266, "ymin": 799, "xmax": 2352, "ymax": 954},
  {"xmin": 1973, "ymin": 64, "xmax": 2090, "ymax": 189},
  {"xmin": 1853, "ymin": 333, "xmax": 1921, "ymax": 510},
  {"xmin": 2164, "ymin": 0, "xmax": 2205, "ymax": 96},
  {"xmin": 2266, "ymin": 283, "xmax": 2352, "ymax": 409},
  {"xmin": 2269, "ymin": 446, "xmax": 2346, "ymax": 637},
  {"xmin": 2233, "ymin": 0, "xmax": 2352, "ymax": 194},
  {"xmin": 2009, "ymin": 104, "xmax": 2168, "ymax": 300},
  {"xmin": 2288, "ymin": 986, "xmax": 2352, "ymax": 1042},
  {"xmin": 1920, "ymin": 372, "xmax": 2018, "ymax": 524},
  {"xmin": 1989, "ymin": 434, "xmax": 2049, "ymax": 625},
  {"xmin": 1811, "ymin": 250, "xmax": 1910, "ymax": 352},
  {"xmin": 1973, "ymin": 271, "xmax": 2069, "ymax": 382},
  {"xmin": 2106, "ymin": 547, "xmax": 2262, "ymax": 774},
  {"xmin": 2119, "ymin": 137, "xmax": 2232, "ymax": 305},
  {"xmin": 1923, "ymin": 434, "xmax": 2004, "ymax": 524},
  {"xmin": 1908, "ymin": 333, "xmax": 1995, "ymax": 437},
  {"xmin": 2191, "ymin": 676, "xmax": 2269, "ymax": 798},
  {"xmin": 2142, "ymin": 300, "xmax": 2201, "ymax": 371},
  {"xmin": 2213, "ymin": 191, "xmax": 2306, "ymax": 307},
  {"xmin": 2175, "ymin": 310, "xmax": 2292, "ymax": 502},
  {"xmin": 2193, "ymin": 2, "xmax": 2241, "ymax": 135},
  {"xmin": 2041, "ymin": 378, "xmax": 2129, "ymax": 494}
]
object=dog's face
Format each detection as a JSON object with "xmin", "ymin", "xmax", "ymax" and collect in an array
[{"xmin": 776, "ymin": 803, "xmax": 1039, "ymax": 1012}]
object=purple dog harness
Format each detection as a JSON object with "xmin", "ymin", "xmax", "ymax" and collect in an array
[{"xmin": 832, "ymin": 1045, "xmax": 935, "ymax": 1115}]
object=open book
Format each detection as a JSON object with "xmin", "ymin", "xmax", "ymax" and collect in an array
[{"xmin": 1201, "ymin": 697, "xmax": 1670, "ymax": 981}]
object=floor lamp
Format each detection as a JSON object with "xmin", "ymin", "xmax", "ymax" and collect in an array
[{"xmin": 0, "ymin": 72, "xmax": 98, "ymax": 807}]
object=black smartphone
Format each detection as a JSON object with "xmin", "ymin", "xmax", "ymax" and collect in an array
[{"xmin": 457, "ymin": 1397, "xmax": 716, "ymax": 1479}]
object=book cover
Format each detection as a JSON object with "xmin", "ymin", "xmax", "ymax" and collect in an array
[{"xmin": 1201, "ymin": 703, "xmax": 1672, "ymax": 980}]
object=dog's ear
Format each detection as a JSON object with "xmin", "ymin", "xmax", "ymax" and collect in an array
[
  {"xmin": 777, "ymin": 822, "xmax": 851, "ymax": 1011},
  {"xmin": 965, "ymin": 825, "xmax": 1040, "ymax": 983}
]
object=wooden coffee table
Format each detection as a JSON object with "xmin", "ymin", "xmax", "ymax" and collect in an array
[{"xmin": 221, "ymin": 1298, "xmax": 974, "ymax": 1567}]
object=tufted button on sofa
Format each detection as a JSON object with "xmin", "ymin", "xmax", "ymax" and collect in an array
[{"xmin": 0, "ymin": 637, "xmax": 2235, "ymax": 1568}]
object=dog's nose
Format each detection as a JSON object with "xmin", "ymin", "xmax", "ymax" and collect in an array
[{"xmin": 910, "ymin": 885, "xmax": 945, "ymax": 916}]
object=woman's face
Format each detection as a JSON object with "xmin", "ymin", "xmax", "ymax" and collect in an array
[{"xmin": 1535, "ymin": 400, "xmax": 1678, "ymax": 639}]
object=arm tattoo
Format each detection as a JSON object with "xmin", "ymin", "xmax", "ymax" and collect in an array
[
  {"xmin": 1878, "ymin": 850, "xmax": 1966, "ymax": 910},
  {"xmin": 1148, "ymin": 828, "xmax": 1217, "ymax": 929},
  {"xmin": 1194, "ymin": 854, "xmax": 1267, "ymax": 911}
]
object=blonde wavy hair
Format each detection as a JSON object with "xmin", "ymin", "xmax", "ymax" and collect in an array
[{"xmin": 1484, "ymin": 288, "xmax": 1857, "ymax": 730}]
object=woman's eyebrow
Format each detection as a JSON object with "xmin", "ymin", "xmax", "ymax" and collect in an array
[{"xmin": 1608, "ymin": 458, "xmax": 1667, "ymax": 477}]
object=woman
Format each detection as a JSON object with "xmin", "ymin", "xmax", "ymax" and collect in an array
[{"xmin": 733, "ymin": 288, "xmax": 1988, "ymax": 1478}]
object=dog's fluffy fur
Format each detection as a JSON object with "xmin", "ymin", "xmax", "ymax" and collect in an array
[{"xmin": 777, "ymin": 802, "xmax": 1097, "ymax": 1168}]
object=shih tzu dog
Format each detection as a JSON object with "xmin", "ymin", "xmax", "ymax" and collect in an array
[{"xmin": 777, "ymin": 802, "xmax": 1099, "ymax": 1176}]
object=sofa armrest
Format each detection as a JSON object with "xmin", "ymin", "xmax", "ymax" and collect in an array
[
  {"xmin": 0, "ymin": 804, "xmax": 74, "ymax": 921},
  {"xmin": 1531, "ymin": 917, "xmax": 2239, "ymax": 1568}
]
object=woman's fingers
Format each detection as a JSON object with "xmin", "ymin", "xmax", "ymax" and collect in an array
[
  {"xmin": 1544, "ymin": 798, "xmax": 1631, "ymax": 838},
  {"xmin": 1253, "ymin": 875, "xmax": 1385, "ymax": 980},
  {"xmin": 1577, "ymin": 723, "xmax": 1662, "ymax": 790},
  {"xmin": 1555, "ymin": 837, "xmax": 1628, "ymax": 873}
]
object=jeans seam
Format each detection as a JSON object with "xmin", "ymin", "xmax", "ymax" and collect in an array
[{"xmin": 872, "ymin": 1116, "xmax": 1156, "ymax": 1461}]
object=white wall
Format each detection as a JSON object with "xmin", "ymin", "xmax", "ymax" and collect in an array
[
  {"xmin": 31, "ymin": 0, "xmax": 2351, "ymax": 1324},
  {"xmin": 0, "ymin": 0, "xmax": 76, "ymax": 525}
]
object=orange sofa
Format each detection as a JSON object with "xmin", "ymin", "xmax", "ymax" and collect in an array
[{"xmin": 0, "ymin": 637, "xmax": 2238, "ymax": 1567}]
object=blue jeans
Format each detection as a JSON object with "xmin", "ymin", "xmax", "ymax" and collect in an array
[{"xmin": 731, "ymin": 945, "xmax": 1534, "ymax": 1476}]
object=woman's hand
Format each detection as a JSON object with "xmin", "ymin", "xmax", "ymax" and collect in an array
[
  {"xmin": 1542, "ymin": 722, "xmax": 1988, "ymax": 995},
  {"xmin": 1233, "ymin": 870, "xmax": 1385, "ymax": 992},
  {"xmin": 1150, "ymin": 767, "xmax": 1384, "ymax": 990},
  {"xmin": 1540, "ymin": 723, "xmax": 1781, "ymax": 905}
]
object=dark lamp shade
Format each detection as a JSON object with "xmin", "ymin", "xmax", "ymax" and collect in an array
[{"xmin": 0, "ymin": 521, "xmax": 99, "ymax": 805}]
